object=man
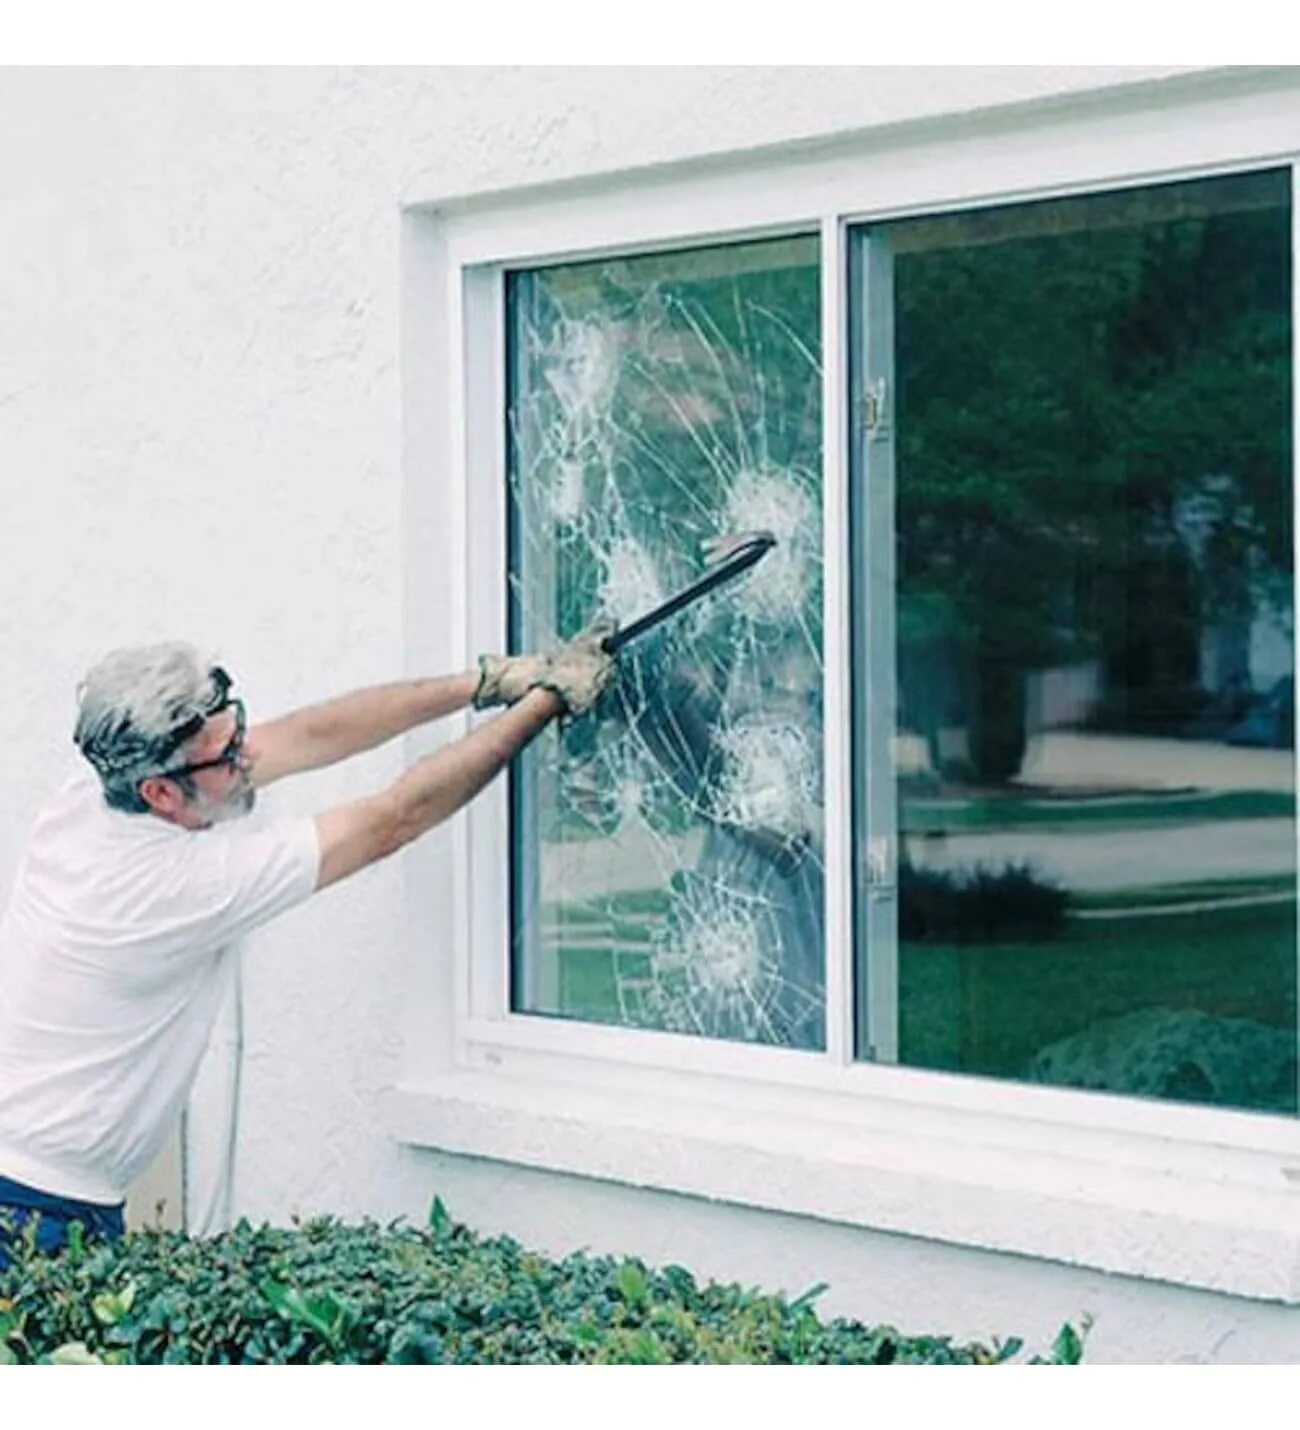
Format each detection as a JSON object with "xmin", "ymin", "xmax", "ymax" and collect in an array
[{"xmin": 0, "ymin": 631, "xmax": 614, "ymax": 1262}]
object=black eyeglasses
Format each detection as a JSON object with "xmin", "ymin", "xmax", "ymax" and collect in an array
[{"xmin": 159, "ymin": 697, "xmax": 247, "ymax": 781}]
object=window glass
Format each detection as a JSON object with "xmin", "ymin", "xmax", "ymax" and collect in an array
[
  {"xmin": 859, "ymin": 169, "xmax": 1297, "ymax": 1115},
  {"xmin": 507, "ymin": 235, "xmax": 825, "ymax": 1048}
]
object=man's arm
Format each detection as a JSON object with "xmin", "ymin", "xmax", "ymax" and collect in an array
[
  {"xmin": 244, "ymin": 671, "xmax": 480, "ymax": 788},
  {"xmin": 313, "ymin": 687, "xmax": 564, "ymax": 889},
  {"xmin": 308, "ymin": 625, "xmax": 615, "ymax": 889}
]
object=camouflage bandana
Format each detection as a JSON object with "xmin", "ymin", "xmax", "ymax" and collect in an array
[{"xmin": 77, "ymin": 665, "xmax": 235, "ymax": 783}]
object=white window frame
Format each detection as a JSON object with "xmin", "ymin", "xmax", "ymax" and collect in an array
[{"xmin": 389, "ymin": 73, "xmax": 1300, "ymax": 1303}]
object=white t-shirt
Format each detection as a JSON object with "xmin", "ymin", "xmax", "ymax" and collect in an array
[{"xmin": 0, "ymin": 765, "xmax": 320, "ymax": 1205}]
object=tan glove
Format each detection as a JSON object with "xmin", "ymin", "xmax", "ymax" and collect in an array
[
  {"xmin": 473, "ymin": 652, "xmax": 550, "ymax": 710},
  {"xmin": 534, "ymin": 621, "xmax": 617, "ymax": 719}
]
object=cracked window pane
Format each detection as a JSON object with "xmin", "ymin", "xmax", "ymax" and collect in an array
[{"xmin": 507, "ymin": 235, "xmax": 825, "ymax": 1049}]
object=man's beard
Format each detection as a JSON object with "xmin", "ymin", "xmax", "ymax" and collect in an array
[{"xmin": 192, "ymin": 772, "xmax": 257, "ymax": 827}]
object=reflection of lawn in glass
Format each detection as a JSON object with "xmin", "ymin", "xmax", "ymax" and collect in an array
[
  {"xmin": 544, "ymin": 892, "xmax": 1297, "ymax": 1116},
  {"xmin": 902, "ymin": 789, "xmax": 1294, "ymax": 834},
  {"xmin": 544, "ymin": 890, "xmax": 668, "ymax": 1022},
  {"xmin": 900, "ymin": 898, "xmax": 1297, "ymax": 1114}
]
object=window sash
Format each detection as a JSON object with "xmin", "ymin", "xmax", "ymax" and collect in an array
[
  {"xmin": 849, "ymin": 226, "xmax": 901, "ymax": 1064},
  {"xmin": 501, "ymin": 235, "xmax": 829, "ymax": 1051},
  {"xmin": 853, "ymin": 168, "xmax": 1296, "ymax": 1111}
]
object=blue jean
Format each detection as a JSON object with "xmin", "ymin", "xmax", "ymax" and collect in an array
[{"xmin": 0, "ymin": 1174, "xmax": 125, "ymax": 1270}]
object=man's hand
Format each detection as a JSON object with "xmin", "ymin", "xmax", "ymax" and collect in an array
[
  {"xmin": 473, "ymin": 652, "xmax": 550, "ymax": 710},
  {"xmin": 476, "ymin": 623, "xmax": 618, "ymax": 719},
  {"xmin": 534, "ymin": 622, "xmax": 617, "ymax": 718}
]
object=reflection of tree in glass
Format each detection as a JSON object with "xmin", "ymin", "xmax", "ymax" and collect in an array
[{"xmin": 894, "ymin": 174, "xmax": 1292, "ymax": 782}]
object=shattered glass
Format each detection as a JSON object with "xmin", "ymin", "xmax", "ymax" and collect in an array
[{"xmin": 506, "ymin": 235, "xmax": 825, "ymax": 1049}]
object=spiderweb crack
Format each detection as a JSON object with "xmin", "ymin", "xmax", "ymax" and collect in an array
[{"xmin": 510, "ymin": 239, "xmax": 826, "ymax": 1049}]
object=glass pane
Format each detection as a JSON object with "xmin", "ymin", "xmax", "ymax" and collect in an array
[
  {"xmin": 865, "ymin": 168, "xmax": 1297, "ymax": 1114},
  {"xmin": 507, "ymin": 235, "xmax": 825, "ymax": 1048}
]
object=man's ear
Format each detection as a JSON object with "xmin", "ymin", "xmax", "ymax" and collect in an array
[{"xmin": 137, "ymin": 776, "xmax": 180, "ymax": 819}]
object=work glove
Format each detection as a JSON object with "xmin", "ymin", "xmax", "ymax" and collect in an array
[
  {"xmin": 534, "ymin": 621, "xmax": 618, "ymax": 720},
  {"xmin": 473, "ymin": 652, "xmax": 550, "ymax": 710}
]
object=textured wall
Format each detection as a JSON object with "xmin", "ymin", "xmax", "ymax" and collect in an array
[{"xmin": 4, "ymin": 65, "xmax": 1295, "ymax": 1363}]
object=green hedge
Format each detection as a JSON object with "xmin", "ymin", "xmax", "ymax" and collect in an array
[{"xmin": 0, "ymin": 1199, "xmax": 1087, "ymax": 1364}]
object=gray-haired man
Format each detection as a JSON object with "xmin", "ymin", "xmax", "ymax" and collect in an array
[{"xmin": 0, "ymin": 632, "xmax": 614, "ymax": 1262}]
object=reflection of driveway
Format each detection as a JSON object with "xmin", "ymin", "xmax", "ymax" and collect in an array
[
  {"xmin": 545, "ymin": 818, "xmax": 1296, "ymax": 900},
  {"xmin": 907, "ymin": 818, "xmax": 1296, "ymax": 893},
  {"xmin": 543, "ymin": 827, "xmax": 705, "ymax": 900},
  {"xmin": 1016, "ymin": 732, "xmax": 1295, "ymax": 794},
  {"xmin": 897, "ymin": 730, "xmax": 1295, "ymax": 792},
  {"xmin": 544, "ymin": 732, "xmax": 1296, "ymax": 901},
  {"xmin": 904, "ymin": 730, "xmax": 1295, "ymax": 893}
]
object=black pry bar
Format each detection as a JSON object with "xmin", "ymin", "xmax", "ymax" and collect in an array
[{"xmin": 600, "ymin": 531, "xmax": 777, "ymax": 654}]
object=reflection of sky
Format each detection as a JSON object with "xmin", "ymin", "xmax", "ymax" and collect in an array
[{"xmin": 1250, "ymin": 612, "xmax": 1293, "ymax": 688}]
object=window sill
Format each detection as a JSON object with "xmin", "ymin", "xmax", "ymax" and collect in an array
[{"xmin": 385, "ymin": 1069, "xmax": 1300, "ymax": 1305}]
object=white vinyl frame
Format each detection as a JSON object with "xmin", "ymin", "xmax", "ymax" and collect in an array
[{"xmin": 390, "ymin": 71, "xmax": 1300, "ymax": 1303}]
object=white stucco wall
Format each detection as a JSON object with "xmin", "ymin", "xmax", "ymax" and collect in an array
[{"xmin": 2, "ymin": 65, "xmax": 1298, "ymax": 1364}]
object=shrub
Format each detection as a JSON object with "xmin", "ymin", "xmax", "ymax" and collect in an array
[
  {"xmin": 0, "ymin": 1200, "xmax": 1087, "ymax": 1364},
  {"xmin": 900, "ymin": 859, "xmax": 1069, "ymax": 944}
]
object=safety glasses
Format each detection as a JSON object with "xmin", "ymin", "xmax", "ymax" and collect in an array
[{"xmin": 158, "ymin": 695, "xmax": 246, "ymax": 781}]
